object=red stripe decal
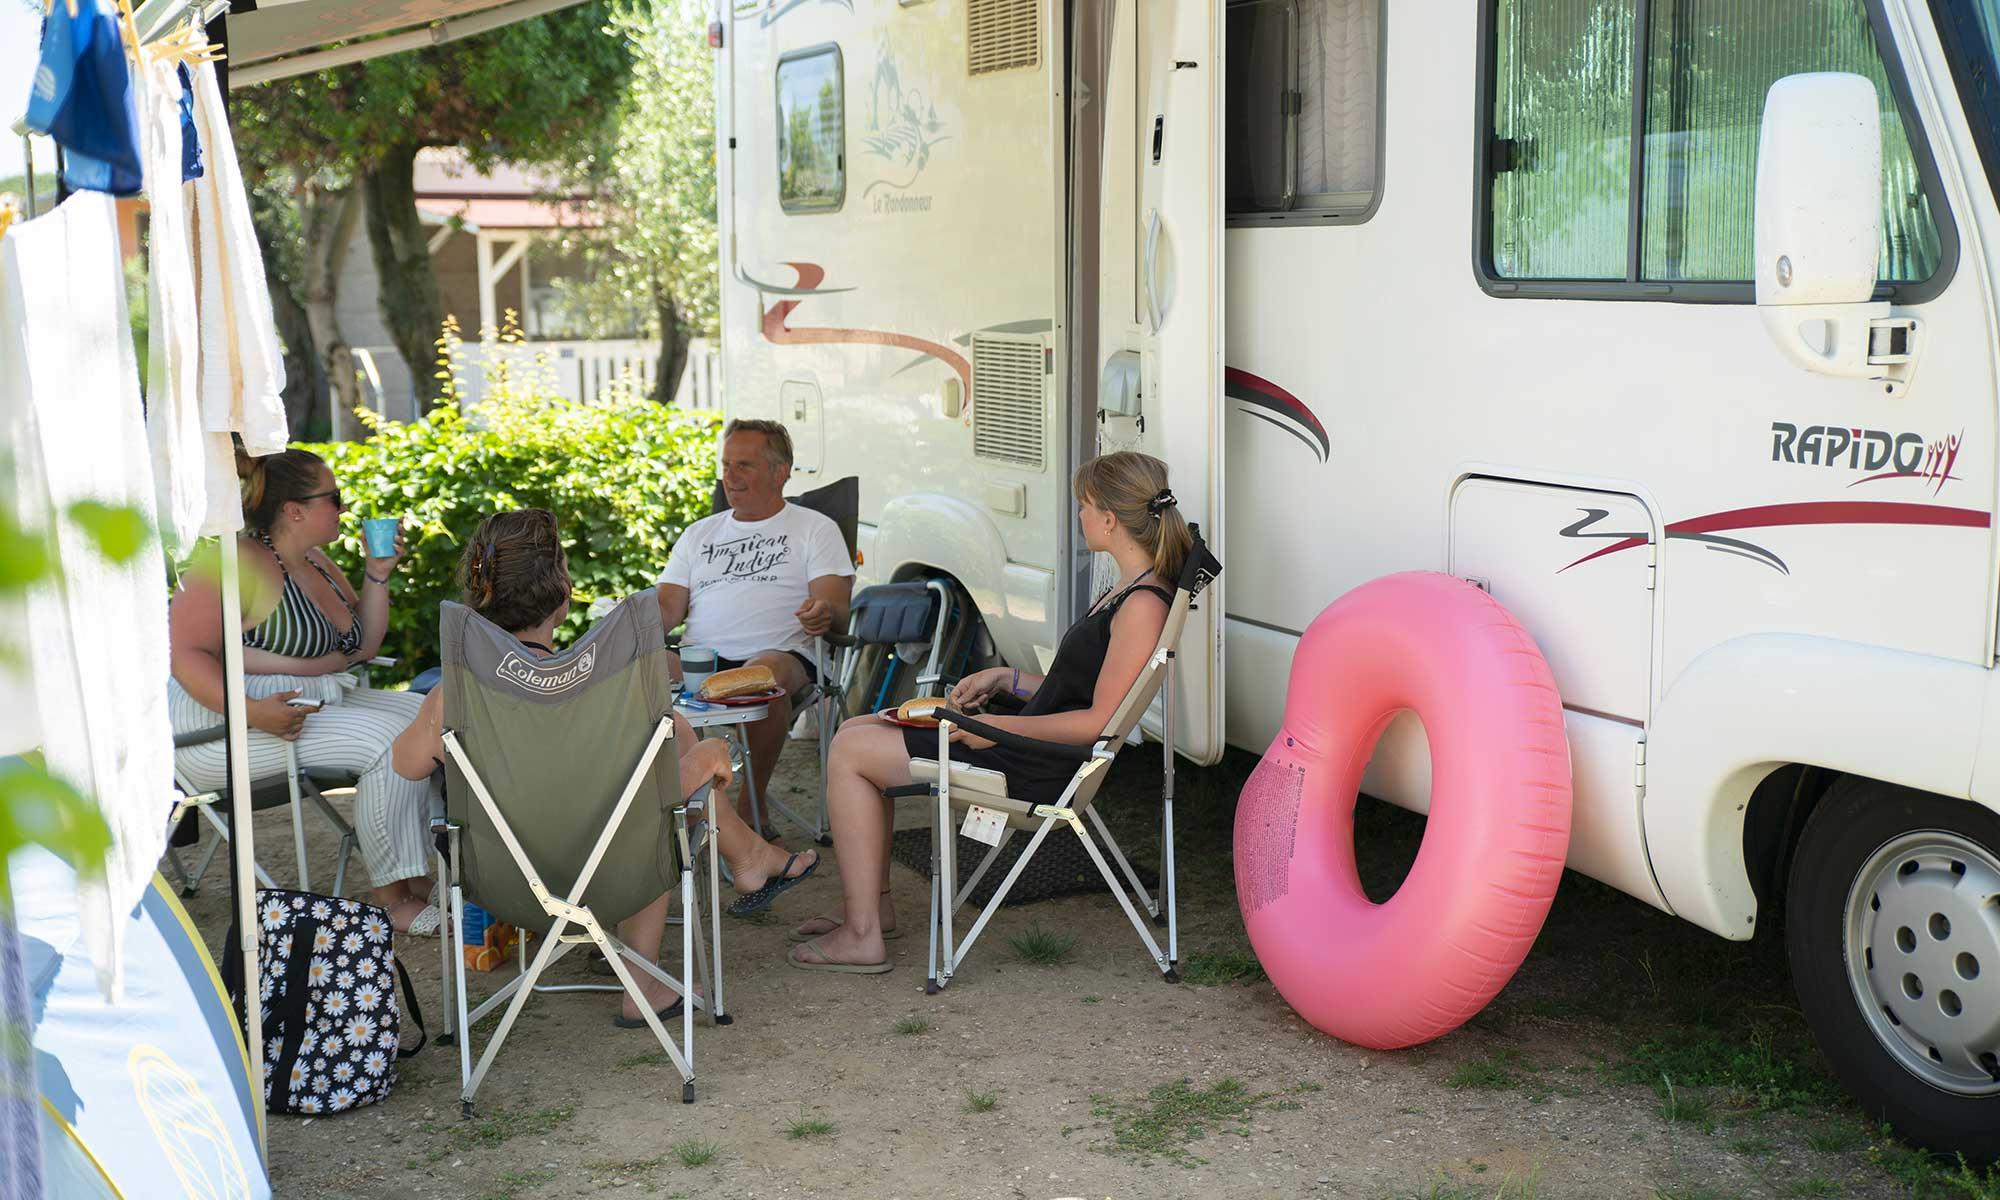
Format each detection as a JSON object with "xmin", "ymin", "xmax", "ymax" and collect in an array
[
  {"xmin": 762, "ymin": 263, "xmax": 973, "ymax": 397},
  {"xmin": 1561, "ymin": 500, "xmax": 1993, "ymax": 572},
  {"xmin": 1224, "ymin": 367, "xmax": 1330, "ymax": 460}
]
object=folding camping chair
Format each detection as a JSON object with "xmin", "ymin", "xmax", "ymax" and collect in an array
[
  {"xmin": 685, "ymin": 476, "xmax": 861, "ymax": 844},
  {"xmin": 899, "ymin": 528, "xmax": 1222, "ymax": 993},
  {"xmin": 165, "ymin": 728, "xmax": 359, "ymax": 898},
  {"xmin": 162, "ymin": 656, "xmax": 398, "ymax": 896},
  {"xmin": 765, "ymin": 577, "xmax": 961, "ymax": 844},
  {"xmin": 433, "ymin": 589, "xmax": 728, "ymax": 1113}
]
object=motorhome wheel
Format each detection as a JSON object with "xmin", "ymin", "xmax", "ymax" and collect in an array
[{"xmin": 1786, "ymin": 777, "xmax": 2000, "ymax": 1164}]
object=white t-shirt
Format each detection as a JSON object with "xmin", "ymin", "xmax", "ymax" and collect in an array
[{"xmin": 659, "ymin": 503, "xmax": 855, "ymax": 660}]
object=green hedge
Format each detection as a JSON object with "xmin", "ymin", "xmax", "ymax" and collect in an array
[{"xmin": 298, "ymin": 391, "xmax": 719, "ymax": 680}]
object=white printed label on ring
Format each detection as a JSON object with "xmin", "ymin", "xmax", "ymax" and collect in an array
[{"xmin": 960, "ymin": 803, "xmax": 1006, "ymax": 847}]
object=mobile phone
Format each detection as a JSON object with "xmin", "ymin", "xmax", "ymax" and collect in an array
[{"xmin": 285, "ymin": 697, "xmax": 324, "ymax": 710}]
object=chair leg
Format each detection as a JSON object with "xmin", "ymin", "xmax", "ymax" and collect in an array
[
  {"xmin": 436, "ymin": 844, "xmax": 458, "ymax": 1048},
  {"xmin": 1072, "ymin": 821, "xmax": 1176, "ymax": 981},
  {"xmin": 463, "ymin": 913, "xmax": 570, "ymax": 1114},
  {"xmin": 1087, "ymin": 806, "xmax": 1158, "ymax": 918},
  {"xmin": 925, "ymin": 809, "xmax": 942, "ymax": 995},
  {"xmin": 286, "ymin": 748, "xmax": 310, "ymax": 892},
  {"xmin": 448, "ymin": 870, "xmax": 474, "ymax": 1101},
  {"xmin": 948, "ymin": 816, "xmax": 1062, "ymax": 979},
  {"xmin": 707, "ymin": 816, "xmax": 728, "ymax": 1024},
  {"xmin": 681, "ymin": 862, "xmax": 696, "ymax": 1101}
]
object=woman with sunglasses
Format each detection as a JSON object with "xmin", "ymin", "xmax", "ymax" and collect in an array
[{"xmin": 168, "ymin": 446, "xmax": 440, "ymax": 935}]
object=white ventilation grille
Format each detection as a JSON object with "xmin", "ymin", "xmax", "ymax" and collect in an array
[
  {"xmin": 967, "ymin": 0, "xmax": 1039, "ymax": 76},
  {"xmin": 971, "ymin": 334, "xmax": 1046, "ymax": 469}
]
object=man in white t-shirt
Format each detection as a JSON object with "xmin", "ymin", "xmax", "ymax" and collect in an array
[{"xmin": 659, "ymin": 419, "xmax": 854, "ymax": 828}]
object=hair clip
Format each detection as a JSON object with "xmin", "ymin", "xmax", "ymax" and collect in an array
[{"xmin": 1146, "ymin": 489, "xmax": 1178, "ymax": 515}]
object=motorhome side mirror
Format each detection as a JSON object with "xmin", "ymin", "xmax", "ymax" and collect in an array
[{"xmin": 1754, "ymin": 72, "xmax": 1882, "ymax": 308}]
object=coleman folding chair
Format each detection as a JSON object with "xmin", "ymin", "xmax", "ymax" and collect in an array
[
  {"xmin": 899, "ymin": 527, "xmax": 1221, "ymax": 993},
  {"xmin": 432, "ymin": 589, "xmax": 728, "ymax": 1113}
]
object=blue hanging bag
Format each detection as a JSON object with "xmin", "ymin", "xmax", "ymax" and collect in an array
[{"xmin": 24, "ymin": 0, "xmax": 144, "ymax": 197}]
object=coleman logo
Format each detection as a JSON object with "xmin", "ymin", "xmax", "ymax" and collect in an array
[
  {"xmin": 497, "ymin": 646, "xmax": 596, "ymax": 695},
  {"xmin": 1770, "ymin": 422, "xmax": 1963, "ymax": 494}
]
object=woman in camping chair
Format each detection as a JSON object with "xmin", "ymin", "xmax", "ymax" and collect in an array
[
  {"xmin": 391, "ymin": 509, "xmax": 817, "ymax": 1026},
  {"xmin": 794, "ymin": 451, "xmax": 1191, "ymax": 973}
]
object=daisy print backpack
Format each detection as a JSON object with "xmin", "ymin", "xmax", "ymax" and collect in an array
[{"xmin": 253, "ymin": 889, "xmax": 427, "ymax": 1115}]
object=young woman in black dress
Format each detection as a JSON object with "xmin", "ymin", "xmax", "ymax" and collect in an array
[{"xmin": 790, "ymin": 451, "xmax": 1193, "ymax": 973}]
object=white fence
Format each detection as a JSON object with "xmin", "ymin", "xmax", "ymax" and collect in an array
[{"xmin": 350, "ymin": 336, "xmax": 722, "ymax": 434}]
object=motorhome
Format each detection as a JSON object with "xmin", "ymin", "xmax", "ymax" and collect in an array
[{"xmin": 712, "ymin": 0, "xmax": 2000, "ymax": 1155}]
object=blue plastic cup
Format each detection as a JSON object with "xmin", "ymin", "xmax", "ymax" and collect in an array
[{"xmin": 362, "ymin": 517, "xmax": 400, "ymax": 558}]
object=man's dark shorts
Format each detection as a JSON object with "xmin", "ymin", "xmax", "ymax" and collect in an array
[{"xmin": 714, "ymin": 650, "xmax": 819, "ymax": 687}]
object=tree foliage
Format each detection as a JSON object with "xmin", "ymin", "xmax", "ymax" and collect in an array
[
  {"xmin": 552, "ymin": 0, "xmax": 718, "ymax": 398},
  {"xmin": 297, "ymin": 320, "xmax": 720, "ymax": 675}
]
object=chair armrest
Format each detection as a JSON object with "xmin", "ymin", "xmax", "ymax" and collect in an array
[
  {"xmin": 822, "ymin": 631, "xmax": 858, "ymax": 649},
  {"xmin": 884, "ymin": 783, "xmax": 936, "ymax": 799},
  {"xmin": 932, "ymin": 709, "xmax": 1100, "ymax": 763},
  {"xmin": 175, "ymin": 725, "xmax": 228, "ymax": 749},
  {"xmin": 678, "ymin": 783, "xmax": 714, "ymax": 813},
  {"xmin": 367, "ymin": 656, "xmax": 398, "ymax": 668}
]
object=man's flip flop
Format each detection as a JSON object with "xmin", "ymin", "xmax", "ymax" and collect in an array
[
  {"xmin": 611, "ymin": 996, "xmax": 685, "ymax": 1029},
  {"xmin": 787, "ymin": 918, "xmax": 903, "ymax": 944},
  {"xmin": 727, "ymin": 851, "xmax": 820, "ymax": 917},
  {"xmin": 788, "ymin": 936, "xmax": 892, "ymax": 974}
]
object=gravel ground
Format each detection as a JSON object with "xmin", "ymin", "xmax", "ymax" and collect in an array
[{"xmin": 178, "ymin": 737, "xmax": 1978, "ymax": 1200}]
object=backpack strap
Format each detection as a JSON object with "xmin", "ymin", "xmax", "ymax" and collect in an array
[
  {"xmin": 394, "ymin": 957, "xmax": 428, "ymax": 1058},
  {"xmin": 263, "ymin": 913, "xmax": 320, "ymax": 1108}
]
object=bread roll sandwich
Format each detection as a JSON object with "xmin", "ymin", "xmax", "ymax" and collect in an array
[
  {"xmin": 895, "ymin": 696, "xmax": 944, "ymax": 724},
  {"xmin": 698, "ymin": 664, "xmax": 778, "ymax": 700}
]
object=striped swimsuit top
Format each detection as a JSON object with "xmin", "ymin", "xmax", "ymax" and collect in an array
[{"xmin": 244, "ymin": 530, "xmax": 362, "ymax": 659}]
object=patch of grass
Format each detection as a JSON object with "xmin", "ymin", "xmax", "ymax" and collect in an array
[
  {"xmin": 1806, "ymin": 1122, "xmax": 1866, "ymax": 1154},
  {"xmin": 1867, "ymin": 1132, "xmax": 2000, "ymax": 1200},
  {"xmin": 892, "ymin": 1012, "xmax": 931, "ymax": 1036},
  {"xmin": 1652, "ymin": 1075, "xmax": 1716, "ymax": 1134},
  {"xmin": 785, "ymin": 1109, "xmax": 837, "ymax": 1140},
  {"xmin": 1090, "ymin": 1077, "xmax": 1280, "ymax": 1167},
  {"xmin": 1295, "ymin": 1081, "xmax": 1324, "ymax": 1094},
  {"xmin": 964, "ymin": 1089, "xmax": 999, "ymax": 1113},
  {"xmin": 1080, "ymin": 994, "xmax": 1101, "ymax": 1004},
  {"xmin": 1008, "ymin": 921, "xmax": 1078, "ymax": 965},
  {"xmin": 1178, "ymin": 947, "xmax": 1267, "ymax": 986},
  {"xmin": 478, "ymin": 1166, "xmax": 557, "ymax": 1200},
  {"xmin": 434, "ymin": 1105, "xmax": 575, "ymax": 1152},
  {"xmin": 1390, "ymin": 1181, "xmax": 1484, "ymax": 1200},
  {"xmin": 1446, "ymin": 1047, "xmax": 1528, "ymax": 1091},
  {"xmin": 1655, "ymin": 1186, "xmax": 1747, "ymax": 1200},
  {"xmin": 1729, "ymin": 1134, "xmax": 1775, "ymax": 1158},
  {"xmin": 672, "ymin": 1139, "xmax": 718, "ymax": 1168},
  {"xmin": 1611, "ymin": 1030, "xmax": 1839, "ymax": 1115},
  {"xmin": 1788, "ymin": 1177, "xmax": 1840, "ymax": 1198},
  {"xmin": 617, "ymin": 1050, "xmax": 669, "ymax": 1070}
]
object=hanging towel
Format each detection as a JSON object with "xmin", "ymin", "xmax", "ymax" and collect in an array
[
  {"xmin": 0, "ymin": 192, "xmax": 177, "ymax": 999},
  {"xmin": 0, "ymin": 906, "xmax": 42, "ymax": 1200},
  {"xmin": 138, "ymin": 54, "xmax": 205, "ymax": 556},
  {"xmin": 186, "ymin": 46, "xmax": 287, "ymax": 537}
]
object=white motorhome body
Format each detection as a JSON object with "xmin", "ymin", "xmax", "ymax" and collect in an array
[{"xmin": 717, "ymin": 0, "xmax": 2000, "ymax": 1148}]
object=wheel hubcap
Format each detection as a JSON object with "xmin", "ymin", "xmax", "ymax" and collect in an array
[{"xmin": 1845, "ymin": 830, "xmax": 2000, "ymax": 1096}]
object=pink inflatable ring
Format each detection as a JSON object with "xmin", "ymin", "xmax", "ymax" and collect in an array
[{"xmin": 1235, "ymin": 572, "xmax": 1573, "ymax": 1049}]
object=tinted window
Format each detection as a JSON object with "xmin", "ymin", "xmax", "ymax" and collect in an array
[{"xmin": 778, "ymin": 46, "xmax": 845, "ymax": 213}]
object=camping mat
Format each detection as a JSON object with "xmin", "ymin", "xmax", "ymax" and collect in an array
[{"xmin": 888, "ymin": 824, "xmax": 1160, "ymax": 908}]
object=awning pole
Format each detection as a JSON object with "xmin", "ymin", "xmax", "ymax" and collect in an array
[{"xmin": 219, "ymin": 538, "xmax": 267, "ymax": 1162}]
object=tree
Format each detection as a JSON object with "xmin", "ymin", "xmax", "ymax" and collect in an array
[
  {"xmin": 554, "ymin": 0, "xmax": 718, "ymax": 401},
  {"xmin": 234, "ymin": 3, "xmax": 635, "ymax": 405}
]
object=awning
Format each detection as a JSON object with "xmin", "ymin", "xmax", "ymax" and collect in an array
[{"xmin": 132, "ymin": 0, "xmax": 595, "ymax": 89}]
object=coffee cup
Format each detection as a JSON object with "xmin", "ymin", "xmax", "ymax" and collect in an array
[
  {"xmin": 681, "ymin": 646, "xmax": 717, "ymax": 693},
  {"xmin": 362, "ymin": 517, "xmax": 401, "ymax": 558}
]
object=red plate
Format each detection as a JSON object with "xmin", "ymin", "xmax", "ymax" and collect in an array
[
  {"xmin": 698, "ymin": 687, "xmax": 786, "ymax": 706},
  {"xmin": 877, "ymin": 707, "xmax": 942, "ymax": 729}
]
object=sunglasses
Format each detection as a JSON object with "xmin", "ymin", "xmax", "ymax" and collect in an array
[{"xmin": 297, "ymin": 489, "xmax": 345, "ymax": 510}]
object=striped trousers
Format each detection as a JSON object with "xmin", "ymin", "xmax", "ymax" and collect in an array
[{"xmin": 168, "ymin": 676, "xmax": 434, "ymax": 888}]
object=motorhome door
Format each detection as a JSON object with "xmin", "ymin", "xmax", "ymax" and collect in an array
[{"xmin": 1089, "ymin": 0, "xmax": 1226, "ymax": 764}]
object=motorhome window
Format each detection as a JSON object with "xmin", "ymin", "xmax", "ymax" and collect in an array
[
  {"xmin": 777, "ymin": 46, "xmax": 846, "ymax": 213},
  {"xmin": 1638, "ymin": 1, "xmax": 1940, "ymax": 283},
  {"xmin": 1225, "ymin": 0, "xmax": 1381, "ymax": 220},
  {"xmin": 1486, "ymin": 0, "xmax": 1946, "ymax": 292},
  {"xmin": 1487, "ymin": 0, "xmax": 1637, "ymax": 279}
]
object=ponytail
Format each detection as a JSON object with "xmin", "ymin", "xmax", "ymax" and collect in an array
[{"xmin": 1072, "ymin": 451, "xmax": 1191, "ymax": 584}]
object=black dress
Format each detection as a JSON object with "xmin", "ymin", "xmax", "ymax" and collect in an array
[{"xmin": 902, "ymin": 578, "xmax": 1174, "ymax": 803}]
